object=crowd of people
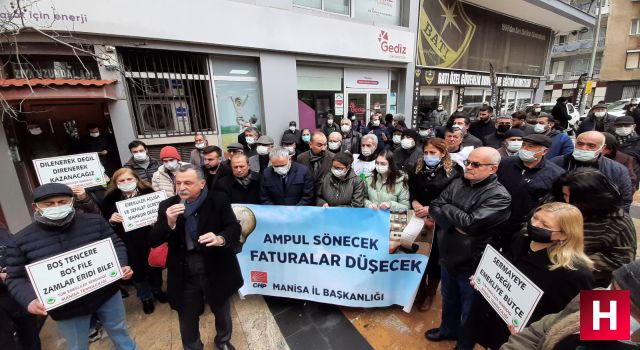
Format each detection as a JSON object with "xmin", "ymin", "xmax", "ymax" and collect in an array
[{"xmin": 1, "ymin": 104, "xmax": 640, "ymax": 350}]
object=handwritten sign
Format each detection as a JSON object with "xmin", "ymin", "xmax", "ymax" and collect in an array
[
  {"xmin": 33, "ymin": 153, "xmax": 106, "ymax": 188},
  {"xmin": 25, "ymin": 239, "xmax": 122, "ymax": 311},
  {"xmin": 115, "ymin": 191, "xmax": 167, "ymax": 232},
  {"xmin": 473, "ymin": 245, "xmax": 543, "ymax": 332}
]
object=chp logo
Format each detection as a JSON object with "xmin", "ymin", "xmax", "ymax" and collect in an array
[
  {"xmin": 580, "ymin": 290, "xmax": 631, "ymax": 340},
  {"xmin": 251, "ymin": 271, "xmax": 268, "ymax": 288},
  {"xmin": 378, "ymin": 30, "xmax": 407, "ymax": 57}
]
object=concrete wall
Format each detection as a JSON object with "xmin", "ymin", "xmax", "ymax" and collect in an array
[
  {"xmin": 600, "ymin": 0, "xmax": 640, "ymax": 81},
  {"xmin": 259, "ymin": 53, "xmax": 299, "ymax": 145}
]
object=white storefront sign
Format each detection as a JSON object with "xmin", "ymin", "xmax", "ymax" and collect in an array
[
  {"xmin": 116, "ymin": 191, "xmax": 167, "ymax": 232},
  {"xmin": 26, "ymin": 239, "xmax": 123, "ymax": 311},
  {"xmin": 33, "ymin": 153, "xmax": 106, "ymax": 188},
  {"xmin": 345, "ymin": 69, "xmax": 390, "ymax": 90},
  {"xmin": 473, "ymin": 245, "xmax": 544, "ymax": 332},
  {"xmin": 5, "ymin": 0, "xmax": 414, "ymax": 63}
]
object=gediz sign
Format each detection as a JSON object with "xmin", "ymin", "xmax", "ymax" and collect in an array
[{"xmin": 378, "ymin": 30, "xmax": 407, "ymax": 59}]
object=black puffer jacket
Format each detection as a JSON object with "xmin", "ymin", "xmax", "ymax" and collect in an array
[
  {"xmin": 429, "ymin": 174, "xmax": 511, "ymax": 275},
  {"xmin": 6, "ymin": 213, "xmax": 128, "ymax": 320}
]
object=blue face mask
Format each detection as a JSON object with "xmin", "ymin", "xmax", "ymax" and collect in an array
[
  {"xmin": 424, "ymin": 155, "xmax": 441, "ymax": 167},
  {"xmin": 302, "ymin": 135, "xmax": 311, "ymax": 143}
]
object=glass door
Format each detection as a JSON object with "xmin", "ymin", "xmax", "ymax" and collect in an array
[
  {"xmin": 440, "ymin": 88, "xmax": 454, "ymax": 113},
  {"xmin": 347, "ymin": 93, "xmax": 367, "ymax": 126},
  {"xmin": 369, "ymin": 93, "xmax": 388, "ymax": 116}
]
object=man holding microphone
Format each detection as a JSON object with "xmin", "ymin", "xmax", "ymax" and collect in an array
[{"xmin": 150, "ymin": 164, "xmax": 242, "ymax": 350}]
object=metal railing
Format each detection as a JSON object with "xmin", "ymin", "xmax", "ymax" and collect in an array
[
  {"xmin": 549, "ymin": 70, "xmax": 601, "ymax": 82},
  {"xmin": 552, "ymin": 38, "xmax": 606, "ymax": 54}
]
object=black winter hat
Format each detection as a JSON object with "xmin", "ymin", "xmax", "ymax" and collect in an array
[{"xmin": 32, "ymin": 183, "xmax": 73, "ymax": 203}]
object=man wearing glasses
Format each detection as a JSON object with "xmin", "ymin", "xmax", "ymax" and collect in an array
[{"xmin": 425, "ymin": 147, "xmax": 511, "ymax": 350}]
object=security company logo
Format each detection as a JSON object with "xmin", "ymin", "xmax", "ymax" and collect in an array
[
  {"xmin": 251, "ymin": 271, "xmax": 268, "ymax": 288},
  {"xmin": 378, "ymin": 30, "xmax": 407, "ymax": 58},
  {"xmin": 417, "ymin": 0, "xmax": 476, "ymax": 68},
  {"xmin": 424, "ymin": 70, "xmax": 435, "ymax": 85},
  {"xmin": 580, "ymin": 290, "xmax": 631, "ymax": 340}
]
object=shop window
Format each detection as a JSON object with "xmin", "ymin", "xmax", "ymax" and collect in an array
[
  {"xmin": 294, "ymin": 0, "xmax": 350, "ymax": 15},
  {"xmin": 626, "ymin": 52, "xmax": 640, "ymax": 69},
  {"xmin": 631, "ymin": 19, "xmax": 640, "ymax": 36},
  {"xmin": 120, "ymin": 48, "xmax": 215, "ymax": 138},
  {"xmin": 622, "ymin": 86, "xmax": 640, "ymax": 99}
]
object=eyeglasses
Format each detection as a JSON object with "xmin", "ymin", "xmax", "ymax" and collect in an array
[{"xmin": 463, "ymin": 160, "xmax": 496, "ymax": 168}]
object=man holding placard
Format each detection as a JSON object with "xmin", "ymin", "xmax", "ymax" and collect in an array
[{"xmin": 5, "ymin": 183, "xmax": 136, "ymax": 350}]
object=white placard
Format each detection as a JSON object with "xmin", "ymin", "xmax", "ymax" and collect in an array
[
  {"xmin": 33, "ymin": 153, "xmax": 106, "ymax": 188},
  {"xmin": 472, "ymin": 245, "xmax": 544, "ymax": 332},
  {"xmin": 335, "ymin": 93, "xmax": 344, "ymax": 116},
  {"xmin": 115, "ymin": 191, "xmax": 167, "ymax": 232},
  {"xmin": 25, "ymin": 239, "xmax": 123, "ymax": 311}
]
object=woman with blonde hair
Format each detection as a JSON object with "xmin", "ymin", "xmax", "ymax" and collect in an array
[
  {"xmin": 470, "ymin": 202, "xmax": 594, "ymax": 350},
  {"xmin": 408, "ymin": 137, "xmax": 463, "ymax": 311},
  {"xmin": 102, "ymin": 168, "xmax": 167, "ymax": 314}
]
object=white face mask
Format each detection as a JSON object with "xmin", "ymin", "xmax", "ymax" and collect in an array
[
  {"xmin": 594, "ymin": 111, "xmax": 606, "ymax": 118},
  {"xmin": 327, "ymin": 120, "xmax": 334, "ymax": 126},
  {"xmin": 133, "ymin": 152, "xmax": 148, "ymax": 162},
  {"xmin": 328, "ymin": 141, "xmax": 341, "ymax": 151},
  {"xmin": 195, "ymin": 143, "xmax": 206, "ymax": 150},
  {"xmin": 90, "ymin": 132, "xmax": 100, "ymax": 138},
  {"xmin": 418, "ymin": 130, "xmax": 430, "ymax": 137},
  {"xmin": 164, "ymin": 160, "xmax": 179, "ymax": 171},
  {"xmin": 573, "ymin": 146, "xmax": 602, "ymax": 162},
  {"xmin": 256, "ymin": 145, "xmax": 270, "ymax": 156},
  {"xmin": 117, "ymin": 181, "xmax": 137, "ymax": 193},
  {"xmin": 274, "ymin": 162, "xmax": 291, "ymax": 176},
  {"xmin": 38, "ymin": 203, "xmax": 74, "ymax": 221},
  {"xmin": 361, "ymin": 147, "xmax": 373, "ymax": 157},
  {"xmin": 533, "ymin": 107, "xmax": 541, "ymax": 113},
  {"xmin": 246, "ymin": 136, "xmax": 256, "ymax": 145},
  {"xmin": 518, "ymin": 148, "xmax": 539, "ymax": 162},
  {"xmin": 372, "ymin": 120, "xmax": 380, "ymax": 127},
  {"xmin": 289, "ymin": 126, "xmax": 296, "ymax": 132},
  {"xmin": 452, "ymin": 124, "xmax": 464, "ymax": 132},
  {"xmin": 507, "ymin": 140, "xmax": 523, "ymax": 152},
  {"xmin": 534, "ymin": 123, "xmax": 547, "ymax": 134},
  {"xmin": 341, "ymin": 125, "xmax": 351, "ymax": 133},
  {"xmin": 29, "ymin": 127, "xmax": 43, "ymax": 135},
  {"xmin": 437, "ymin": 106, "xmax": 443, "ymax": 111},
  {"xmin": 284, "ymin": 146, "xmax": 295, "ymax": 155},
  {"xmin": 375, "ymin": 164, "xmax": 389, "ymax": 174},
  {"xmin": 616, "ymin": 127, "xmax": 633, "ymax": 137},
  {"xmin": 392, "ymin": 135, "xmax": 401, "ymax": 144},
  {"xmin": 331, "ymin": 167, "xmax": 347, "ymax": 178},
  {"xmin": 400, "ymin": 138, "xmax": 415, "ymax": 150},
  {"xmin": 457, "ymin": 108, "xmax": 464, "ymax": 112}
]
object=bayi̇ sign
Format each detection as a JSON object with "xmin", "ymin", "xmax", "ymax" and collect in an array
[
  {"xmin": 25, "ymin": 239, "xmax": 123, "ymax": 311},
  {"xmin": 33, "ymin": 153, "xmax": 106, "ymax": 188}
]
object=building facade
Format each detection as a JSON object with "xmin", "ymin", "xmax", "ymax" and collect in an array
[{"xmin": 0, "ymin": 0, "xmax": 419, "ymax": 231}]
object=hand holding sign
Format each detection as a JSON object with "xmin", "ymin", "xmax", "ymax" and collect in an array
[
  {"xmin": 121, "ymin": 266, "xmax": 133, "ymax": 280},
  {"xmin": 70, "ymin": 186, "xmax": 87, "ymax": 201},
  {"xmin": 28, "ymin": 299, "xmax": 48, "ymax": 316},
  {"xmin": 109, "ymin": 213, "xmax": 124, "ymax": 225}
]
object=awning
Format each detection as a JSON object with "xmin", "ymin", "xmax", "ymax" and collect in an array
[
  {"xmin": 465, "ymin": 0, "xmax": 596, "ymax": 33},
  {"xmin": 0, "ymin": 79, "xmax": 118, "ymax": 101}
]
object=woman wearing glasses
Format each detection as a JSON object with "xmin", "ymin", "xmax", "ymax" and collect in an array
[{"xmin": 409, "ymin": 138, "xmax": 463, "ymax": 311}]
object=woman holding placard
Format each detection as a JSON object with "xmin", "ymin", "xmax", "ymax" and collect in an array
[
  {"xmin": 103, "ymin": 168, "xmax": 165, "ymax": 315},
  {"xmin": 470, "ymin": 202, "xmax": 594, "ymax": 349}
]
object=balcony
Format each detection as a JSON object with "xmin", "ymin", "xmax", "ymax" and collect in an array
[
  {"xmin": 551, "ymin": 38, "xmax": 605, "ymax": 57},
  {"xmin": 563, "ymin": 0, "xmax": 609, "ymax": 16},
  {"xmin": 548, "ymin": 70, "xmax": 601, "ymax": 82}
]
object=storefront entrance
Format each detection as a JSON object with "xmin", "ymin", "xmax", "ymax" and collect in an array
[{"xmin": 346, "ymin": 91, "xmax": 389, "ymax": 123}]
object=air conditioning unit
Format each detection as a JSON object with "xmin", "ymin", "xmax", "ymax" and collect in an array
[
  {"xmin": 137, "ymin": 100, "xmax": 192, "ymax": 135},
  {"xmin": 546, "ymin": 74, "xmax": 556, "ymax": 81},
  {"xmin": 140, "ymin": 78, "xmax": 185, "ymax": 97}
]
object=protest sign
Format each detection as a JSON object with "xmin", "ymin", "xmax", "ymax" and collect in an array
[
  {"xmin": 473, "ymin": 245, "xmax": 544, "ymax": 331},
  {"xmin": 25, "ymin": 239, "xmax": 123, "ymax": 311},
  {"xmin": 116, "ymin": 191, "xmax": 167, "ymax": 232},
  {"xmin": 33, "ymin": 153, "xmax": 106, "ymax": 188},
  {"xmin": 235, "ymin": 205, "xmax": 428, "ymax": 312}
]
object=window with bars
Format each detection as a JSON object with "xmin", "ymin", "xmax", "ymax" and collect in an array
[
  {"xmin": 622, "ymin": 86, "xmax": 640, "ymax": 99},
  {"xmin": 119, "ymin": 48, "xmax": 216, "ymax": 138}
]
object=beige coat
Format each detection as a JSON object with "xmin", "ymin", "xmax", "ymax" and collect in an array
[{"xmin": 151, "ymin": 162, "xmax": 189, "ymax": 197}]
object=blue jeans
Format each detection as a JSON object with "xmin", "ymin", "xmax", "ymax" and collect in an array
[
  {"xmin": 56, "ymin": 291, "xmax": 136, "ymax": 350},
  {"xmin": 439, "ymin": 266, "xmax": 477, "ymax": 350}
]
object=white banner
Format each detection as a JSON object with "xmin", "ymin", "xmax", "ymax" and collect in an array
[
  {"xmin": 33, "ymin": 153, "xmax": 106, "ymax": 188},
  {"xmin": 116, "ymin": 191, "xmax": 167, "ymax": 232},
  {"xmin": 26, "ymin": 239, "xmax": 123, "ymax": 311},
  {"xmin": 473, "ymin": 245, "xmax": 543, "ymax": 332}
]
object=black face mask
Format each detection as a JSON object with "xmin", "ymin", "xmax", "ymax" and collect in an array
[
  {"xmin": 497, "ymin": 125, "xmax": 511, "ymax": 133},
  {"xmin": 526, "ymin": 221, "xmax": 554, "ymax": 243}
]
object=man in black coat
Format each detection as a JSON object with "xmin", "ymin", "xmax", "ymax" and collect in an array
[
  {"xmin": 82, "ymin": 123, "xmax": 118, "ymax": 176},
  {"xmin": 261, "ymin": 147, "xmax": 314, "ymax": 205},
  {"xmin": 425, "ymin": 147, "xmax": 511, "ymax": 350},
  {"xmin": 468, "ymin": 106, "xmax": 495, "ymax": 142},
  {"xmin": 496, "ymin": 134, "xmax": 565, "ymax": 250},
  {"xmin": 551, "ymin": 97, "xmax": 571, "ymax": 130},
  {"xmin": 483, "ymin": 115, "xmax": 513, "ymax": 149},
  {"xmin": 393, "ymin": 129, "xmax": 422, "ymax": 173},
  {"xmin": 201, "ymin": 145, "xmax": 231, "ymax": 191},
  {"xmin": 150, "ymin": 164, "xmax": 242, "ymax": 350},
  {"xmin": 297, "ymin": 131, "xmax": 334, "ymax": 188},
  {"xmin": 123, "ymin": 140, "xmax": 161, "ymax": 184},
  {"xmin": 6, "ymin": 183, "xmax": 134, "ymax": 350},
  {"xmin": 215, "ymin": 154, "xmax": 262, "ymax": 204}
]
